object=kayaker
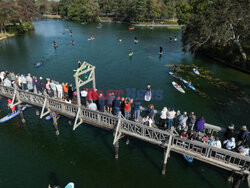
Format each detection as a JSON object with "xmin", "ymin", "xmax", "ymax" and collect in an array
[
  {"xmin": 174, "ymin": 36, "xmax": 177, "ymax": 41},
  {"xmin": 169, "ymin": 36, "xmax": 172, "ymax": 41},
  {"xmin": 8, "ymin": 98, "xmax": 16, "ymax": 113},
  {"xmin": 71, "ymin": 40, "xmax": 75, "ymax": 45},
  {"xmin": 90, "ymin": 35, "xmax": 93, "ymax": 40},
  {"xmin": 159, "ymin": 46, "xmax": 163, "ymax": 54},
  {"xmin": 172, "ymin": 65, "xmax": 178, "ymax": 75},
  {"xmin": 77, "ymin": 60, "xmax": 82, "ymax": 68},
  {"xmin": 129, "ymin": 48, "xmax": 133, "ymax": 53},
  {"xmin": 134, "ymin": 37, "xmax": 138, "ymax": 44}
]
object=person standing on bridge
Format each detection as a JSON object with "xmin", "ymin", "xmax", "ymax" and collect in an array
[
  {"xmin": 124, "ymin": 98, "xmax": 132, "ymax": 120},
  {"xmin": 98, "ymin": 93, "xmax": 105, "ymax": 112},
  {"xmin": 159, "ymin": 107, "xmax": 168, "ymax": 128},
  {"xmin": 68, "ymin": 84, "xmax": 73, "ymax": 100},
  {"xmin": 166, "ymin": 107, "xmax": 176, "ymax": 130},
  {"xmin": 26, "ymin": 73, "xmax": 33, "ymax": 92},
  {"xmin": 133, "ymin": 99, "xmax": 141, "ymax": 122},
  {"xmin": 92, "ymin": 89, "xmax": 99, "ymax": 104},
  {"xmin": 88, "ymin": 100, "xmax": 97, "ymax": 111},
  {"xmin": 56, "ymin": 83, "xmax": 63, "ymax": 99},
  {"xmin": 187, "ymin": 112, "xmax": 196, "ymax": 131},
  {"xmin": 63, "ymin": 83, "xmax": 68, "ymax": 97},
  {"xmin": 237, "ymin": 125, "xmax": 248, "ymax": 146},
  {"xmin": 106, "ymin": 93, "xmax": 114, "ymax": 113},
  {"xmin": 113, "ymin": 96, "xmax": 121, "ymax": 116},
  {"xmin": 80, "ymin": 88, "xmax": 88, "ymax": 106},
  {"xmin": 195, "ymin": 116, "xmax": 205, "ymax": 132},
  {"xmin": 178, "ymin": 112, "xmax": 188, "ymax": 128},
  {"xmin": 223, "ymin": 137, "xmax": 236, "ymax": 150}
]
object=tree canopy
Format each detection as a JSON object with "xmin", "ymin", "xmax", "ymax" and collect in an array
[
  {"xmin": 176, "ymin": 0, "xmax": 250, "ymax": 70},
  {"xmin": 59, "ymin": 0, "xmax": 177, "ymax": 22},
  {"xmin": 0, "ymin": 0, "xmax": 38, "ymax": 33}
]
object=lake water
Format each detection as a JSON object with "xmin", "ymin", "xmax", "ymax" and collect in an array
[{"xmin": 0, "ymin": 20, "xmax": 249, "ymax": 188}]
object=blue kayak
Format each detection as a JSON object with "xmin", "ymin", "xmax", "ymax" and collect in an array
[
  {"xmin": 0, "ymin": 107, "xmax": 27, "ymax": 123},
  {"xmin": 183, "ymin": 155, "xmax": 194, "ymax": 163},
  {"xmin": 65, "ymin": 182, "xmax": 74, "ymax": 188},
  {"xmin": 182, "ymin": 79, "xmax": 196, "ymax": 90},
  {"xmin": 45, "ymin": 113, "xmax": 59, "ymax": 120},
  {"xmin": 168, "ymin": 72, "xmax": 180, "ymax": 79},
  {"xmin": 35, "ymin": 62, "xmax": 42, "ymax": 68}
]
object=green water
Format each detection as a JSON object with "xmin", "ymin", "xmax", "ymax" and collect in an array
[{"xmin": 0, "ymin": 20, "xmax": 249, "ymax": 188}]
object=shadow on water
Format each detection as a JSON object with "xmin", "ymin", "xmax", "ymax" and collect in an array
[{"xmin": 48, "ymin": 171, "xmax": 60, "ymax": 186}]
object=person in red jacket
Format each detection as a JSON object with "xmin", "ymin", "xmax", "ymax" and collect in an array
[
  {"xmin": 92, "ymin": 89, "xmax": 99, "ymax": 104},
  {"xmin": 124, "ymin": 98, "xmax": 132, "ymax": 119},
  {"xmin": 8, "ymin": 98, "xmax": 16, "ymax": 113}
]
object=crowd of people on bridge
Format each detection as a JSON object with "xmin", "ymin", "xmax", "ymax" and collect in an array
[{"xmin": 0, "ymin": 69, "xmax": 249, "ymax": 157}]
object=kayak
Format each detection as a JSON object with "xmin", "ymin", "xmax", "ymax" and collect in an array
[
  {"xmin": 172, "ymin": 81, "xmax": 185, "ymax": 93},
  {"xmin": 73, "ymin": 65, "xmax": 87, "ymax": 72},
  {"xmin": 134, "ymin": 40, "xmax": 138, "ymax": 44},
  {"xmin": 168, "ymin": 72, "xmax": 180, "ymax": 79},
  {"xmin": 0, "ymin": 107, "xmax": 27, "ymax": 123},
  {"xmin": 129, "ymin": 27, "xmax": 135, "ymax": 30},
  {"xmin": 35, "ymin": 62, "xmax": 42, "ymax": 68},
  {"xmin": 144, "ymin": 91, "xmax": 152, "ymax": 102},
  {"xmin": 159, "ymin": 52, "xmax": 163, "ymax": 55},
  {"xmin": 183, "ymin": 155, "xmax": 194, "ymax": 163},
  {"xmin": 65, "ymin": 182, "xmax": 74, "ymax": 188},
  {"xmin": 45, "ymin": 113, "xmax": 59, "ymax": 120},
  {"xmin": 129, "ymin": 52, "xmax": 133, "ymax": 57},
  {"xmin": 88, "ymin": 38, "xmax": 95, "ymax": 41},
  {"xmin": 182, "ymin": 79, "xmax": 196, "ymax": 91},
  {"xmin": 193, "ymin": 68, "xmax": 200, "ymax": 75}
]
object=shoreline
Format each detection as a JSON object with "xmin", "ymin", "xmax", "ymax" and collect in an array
[
  {"xmin": 100, "ymin": 19, "xmax": 181, "ymax": 28},
  {"xmin": 0, "ymin": 33, "xmax": 15, "ymax": 41}
]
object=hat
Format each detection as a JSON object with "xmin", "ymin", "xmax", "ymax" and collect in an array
[
  {"xmin": 162, "ymin": 107, "xmax": 168, "ymax": 112},
  {"xmin": 184, "ymin": 112, "xmax": 187, "ymax": 115},
  {"xmin": 229, "ymin": 124, "xmax": 235, "ymax": 130},
  {"xmin": 40, "ymin": 77, "xmax": 43, "ymax": 79},
  {"xmin": 170, "ymin": 107, "xmax": 174, "ymax": 111},
  {"xmin": 242, "ymin": 125, "xmax": 247, "ymax": 130}
]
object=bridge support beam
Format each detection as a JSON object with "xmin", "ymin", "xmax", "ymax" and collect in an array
[
  {"xmin": 114, "ymin": 141, "xmax": 119, "ymax": 160},
  {"xmin": 17, "ymin": 105, "xmax": 26, "ymax": 123},
  {"xmin": 51, "ymin": 112, "xmax": 59, "ymax": 136},
  {"xmin": 162, "ymin": 127, "xmax": 173, "ymax": 175}
]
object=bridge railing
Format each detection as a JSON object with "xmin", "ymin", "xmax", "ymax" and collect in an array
[{"xmin": 172, "ymin": 137, "xmax": 250, "ymax": 172}]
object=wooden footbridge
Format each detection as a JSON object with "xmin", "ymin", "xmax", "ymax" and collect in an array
[{"xmin": 0, "ymin": 62, "xmax": 249, "ymax": 187}]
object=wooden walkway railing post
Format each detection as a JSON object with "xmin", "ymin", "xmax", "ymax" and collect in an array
[{"xmin": 113, "ymin": 112, "xmax": 122, "ymax": 159}]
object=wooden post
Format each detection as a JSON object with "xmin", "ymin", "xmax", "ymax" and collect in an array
[
  {"xmin": 126, "ymin": 136, "xmax": 130, "ymax": 145},
  {"xmin": 114, "ymin": 141, "xmax": 119, "ymax": 159},
  {"xmin": 35, "ymin": 108, "xmax": 40, "ymax": 116},
  {"xmin": 51, "ymin": 112, "xmax": 59, "ymax": 136},
  {"xmin": 162, "ymin": 127, "xmax": 173, "ymax": 175},
  {"xmin": 18, "ymin": 105, "xmax": 26, "ymax": 123}
]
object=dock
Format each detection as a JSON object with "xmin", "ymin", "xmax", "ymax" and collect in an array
[{"xmin": 0, "ymin": 62, "xmax": 249, "ymax": 187}]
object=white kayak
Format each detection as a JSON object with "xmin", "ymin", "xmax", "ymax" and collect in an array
[
  {"xmin": 0, "ymin": 107, "xmax": 27, "ymax": 123},
  {"xmin": 193, "ymin": 68, "xmax": 200, "ymax": 75},
  {"xmin": 144, "ymin": 90, "xmax": 152, "ymax": 102},
  {"xmin": 65, "ymin": 182, "xmax": 74, "ymax": 188},
  {"xmin": 172, "ymin": 81, "xmax": 185, "ymax": 93},
  {"xmin": 88, "ymin": 38, "xmax": 95, "ymax": 41}
]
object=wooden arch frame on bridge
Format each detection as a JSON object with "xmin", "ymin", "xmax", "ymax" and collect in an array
[{"xmin": 73, "ymin": 61, "xmax": 96, "ymax": 130}]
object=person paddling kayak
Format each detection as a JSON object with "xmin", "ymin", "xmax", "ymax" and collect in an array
[
  {"xmin": 159, "ymin": 46, "xmax": 163, "ymax": 56},
  {"xmin": 129, "ymin": 48, "xmax": 133, "ymax": 56},
  {"xmin": 70, "ymin": 40, "xmax": 75, "ymax": 45},
  {"xmin": 134, "ymin": 37, "xmax": 138, "ymax": 44}
]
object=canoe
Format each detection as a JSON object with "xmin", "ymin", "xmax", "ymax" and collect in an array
[
  {"xmin": 168, "ymin": 72, "xmax": 180, "ymax": 79},
  {"xmin": 182, "ymin": 79, "xmax": 196, "ymax": 91},
  {"xmin": 144, "ymin": 91, "xmax": 152, "ymax": 102},
  {"xmin": 129, "ymin": 52, "xmax": 133, "ymax": 57},
  {"xmin": 0, "ymin": 107, "xmax": 27, "ymax": 123},
  {"xmin": 183, "ymin": 155, "xmax": 194, "ymax": 163},
  {"xmin": 193, "ymin": 68, "xmax": 200, "ymax": 75},
  {"xmin": 172, "ymin": 81, "xmax": 185, "ymax": 93},
  {"xmin": 65, "ymin": 182, "xmax": 74, "ymax": 188}
]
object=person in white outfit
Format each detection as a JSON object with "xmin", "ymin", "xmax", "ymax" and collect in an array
[
  {"xmin": 56, "ymin": 83, "xmax": 63, "ymax": 99},
  {"xmin": 159, "ymin": 107, "xmax": 168, "ymax": 128},
  {"xmin": 26, "ymin": 73, "xmax": 33, "ymax": 91}
]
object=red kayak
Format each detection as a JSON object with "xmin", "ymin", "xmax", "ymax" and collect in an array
[{"xmin": 129, "ymin": 27, "xmax": 135, "ymax": 30}]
